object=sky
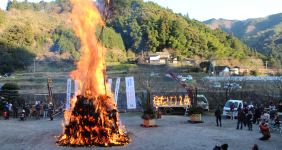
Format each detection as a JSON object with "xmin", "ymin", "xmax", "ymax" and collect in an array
[{"xmin": 1, "ymin": 0, "xmax": 282, "ymax": 21}]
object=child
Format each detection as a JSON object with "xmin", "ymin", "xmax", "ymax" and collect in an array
[
  {"xmin": 274, "ymin": 116, "xmax": 280, "ymax": 126},
  {"xmin": 19, "ymin": 110, "xmax": 26, "ymax": 121},
  {"xmin": 3, "ymin": 111, "xmax": 7, "ymax": 119}
]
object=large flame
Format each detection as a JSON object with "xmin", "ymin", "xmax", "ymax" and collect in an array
[{"xmin": 58, "ymin": 0, "xmax": 129, "ymax": 147}]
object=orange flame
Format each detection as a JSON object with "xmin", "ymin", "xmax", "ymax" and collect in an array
[{"xmin": 58, "ymin": 0, "xmax": 129, "ymax": 147}]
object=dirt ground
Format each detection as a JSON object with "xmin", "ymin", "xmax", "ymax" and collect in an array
[{"xmin": 0, "ymin": 113, "xmax": 281, "ymax": 150}]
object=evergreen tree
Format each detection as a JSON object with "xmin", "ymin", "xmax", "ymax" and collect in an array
[
  {"xmin": 23, "ymin": 0, "xmax": 29, "ymax": 10},
  {"xmin": 17, "ymin": 2, "xmax": 24, "ymax": 10},
  {"xmin": 11, "ymin": 0, "xmax": 18, "ymax": 9},
  {"xmin": 0, "ymin": 9, "xmax": 5, "ymax": 25},
  {"xmin": 6, "ymin": 0, "xmax": 12, "ymax": 11}
]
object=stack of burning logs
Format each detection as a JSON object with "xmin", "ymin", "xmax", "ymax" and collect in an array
[{"xmin": 57, "ymin": 95, "xmax": 130, "ymax": 147}]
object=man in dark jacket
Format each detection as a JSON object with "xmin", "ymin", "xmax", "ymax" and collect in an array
[
  {"xmin": 215, "ymin": 106, "xmax": 222, "ymax": 126},
  {"xmin": 259, "ymin": 104, "xmax": 264, "ymax": 114},
  {"xmin": 23, "ymin": 103, "xmax": 27, "ymax": 112},
  {"xmin": 237, "ymin": 110, "xmax": 245, "ymax": 129},
  {"xmin": 253, "ymin": 106, "xmax": 260, "ymax": 125},
  {"xmin": 36, "ymin": 102, "xmax": 42, "ymax": 120},
  {"xmin": 247, "ymin": 111, "xmax": 253, "ymax": 131},
  {"xmin": 49, "ymin": 103, "xmax": 54, "ymax": 121},
  {"xmin": 43, "ymin": 102, "xmax": 48, "ymax": 118},
  {"xmin": 12, "ymin": 101, "xmax": 19, "ymax": 118},
  {"xmin": 243, "ymin": 106, "xmax": 249, "ymax": 127}
]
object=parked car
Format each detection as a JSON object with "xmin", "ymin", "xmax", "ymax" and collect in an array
[
  {"xmin": 222, "ymin": 99, "xmax": 243, "ymax": 118},
  {"xmin": 186, "ymin": 75, "xmax": 193, "ymax": 81},
  {"xmin": 177, "ymin": 75, "xmax": 187, "ymax": 82},
  {"xmin": 150, "ymin": 72, "xmax": 158, "ymax": 76},
  {"xmin": 210, "ymin": 82, "xmax": 221, "ymax": 88},
  {"xmin": 4, "ymin": 73, "xmax": 11, "ymax": 77},
  {"xmin": 197, "ymin": 95, "xmax": 209, "ymax": 111},
  {"xmin": 165, "ymin": 74, "xmax": 172, "ymax": 78},
  {"xmin": 224, "ymin": 83, "xmax": 242, "ymax": 89}
]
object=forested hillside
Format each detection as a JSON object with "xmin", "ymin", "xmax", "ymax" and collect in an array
[
  {"xmin": 0, "ymin": 0, "xmax": 265, "ymax": 74},
  {"xmin": 204, "ymin": 13, "xmax": 282, "ymax": 68}
]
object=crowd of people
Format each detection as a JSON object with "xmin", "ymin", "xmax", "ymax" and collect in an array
[
  {"xmin": 215, "ymin": 100, "xmax": 282, "ymax": 143},
  {"xmin": 3, "ymin": 101, "xmax": 65, "ymax": 121}
]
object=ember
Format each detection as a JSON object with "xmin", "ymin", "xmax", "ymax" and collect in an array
[{"xmin": 57, "ymin": 0, "xmax": 129, "ymax": 147}]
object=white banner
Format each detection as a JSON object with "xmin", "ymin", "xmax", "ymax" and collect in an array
[
  {"xmin": 66, "ymin": 79, "xmax": 72, "ymax": 111},
  {"xmin": 75, "ymin": 80, "xmax": 79, "ymax": 97},
  {"xmin": 114, "ymin": 78, "xmax": 120, "ymax": 104},
  {"xmin": 107, "ymin": 78, "xmax": 112, "ymax": 93},
  {"xmin": 125, "ymin": 76, "xmax": 136, "ymax": 109}
]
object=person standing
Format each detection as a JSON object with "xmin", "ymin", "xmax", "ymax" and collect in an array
[
  {"xmin": 12, "ymin": 101, "xmax": 19, "ymax": 118},
  {"xmin": 260, "ymin": 111, "xmax": 269, "ymax": 124},
  {"xmin": 253, "ymin": 106, "xmax": 260, "ymax": 125},
  {"xmin": 23, "ymin": 103, "xmax": 27, "ymax": 112},
  {"xmin": 248, "ymin": 102, "xmax": 254, "ymax": 113},
  {"xmin": 5, "ymin": 102, "xmax": 10, "ymax": 120},
  {"xmin": 243, "ymin": 107, "xmax": 249, "ymax": 127},
  {"xmin": 247, "ymin": 111, "xmax": 253, "ymax": 131},
  {"xmin": 269, "ymin": 100, "xmax": 274, "ymax": 107},
  {"xmin": 215, "ymin": 106, "xmax": 222, "ymax": 126},
  {"xmin": 237, "ymin": 103, "xmax": 242, "ymax": 112},
  {"xmin": 259, "ymin": 104, "xmax": 264, "ymax": 114},
  {"xmin": 26, "ymin": 105, "xmax": 31, "ymax": 119},
  {"xmin": 36, "ymin": 102, "xmax": 42, "ymax": 120},
  {"xmin": 230, "ymin": 103, "xmax": 235, "ymax": 120},
  {"xmin": 237, "ymin": 109, "xmax": 245, "ymax": 129},
  {"xmin": 259, "ymin": 123, "xmax": 271, "ymax": 141},
  {"xmin": 49, "ymin": 103, "xmax": 54, "ymax": 121},
  {"xmin": 43, "ymin": 102, "xmax": 48, "ymax": 118}
]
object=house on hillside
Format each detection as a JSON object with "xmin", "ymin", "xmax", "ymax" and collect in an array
[
  {"xmin": 234, "ymin": 66, "xmax": 248, "ymax": 74},
  {"xmin": 148, "ymin": 52, "xmax": 170, "ymax": 64},
  {"xmin": 214, "ymin": 66, "xmax": 230, "ymax": 76}
]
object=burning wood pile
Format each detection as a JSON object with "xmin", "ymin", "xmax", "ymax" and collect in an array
[
  {"xmin": 57, "ymin": 95, "xmax": 129, "ymax": 147},
  {"xmin": 57, "ymin": 0, "xmax": 129, "ymax": 147}
]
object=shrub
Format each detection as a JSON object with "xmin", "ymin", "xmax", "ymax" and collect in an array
[{"xmin": 188, "ymin": 105, "xmax": 204, "ymax": 115}]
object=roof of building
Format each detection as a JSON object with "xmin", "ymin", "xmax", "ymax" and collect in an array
[
  {"xmin": 234, "ymin": 66, "xmax": 248, "ymax": 69},
  {"xmin": 214, "ymin": 66, "xmax": 230, "ymax": 71},
  {"xmin": 156, "ymin": 52, "xmax": 170, "ymax": 55}
]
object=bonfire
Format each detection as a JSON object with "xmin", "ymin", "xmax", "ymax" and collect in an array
[{"xmin": 57, "ymin": 0, "xmax": 130, "ymax": 147}]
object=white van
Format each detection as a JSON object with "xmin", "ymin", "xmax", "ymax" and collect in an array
[
  {"xmin": 197, "ymin": 95, "xmax": 209, "ymax": 111},
  {"xmin": 222, "ymin": 100, "xmax": 243, "ymax": 117}
]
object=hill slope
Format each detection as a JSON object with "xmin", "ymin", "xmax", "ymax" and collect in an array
[
  {"xmin": 0, "ymin": 0, "xmax": 266, "ymax": 74},
  {"xmin": 204, "ymin": 13, "xmax": 282, "ymax": 67}
]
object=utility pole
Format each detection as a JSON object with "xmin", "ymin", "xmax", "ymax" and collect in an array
[
  {"xmin": 34, "ymin": 59, "xmax": 35, "ymax": 73},
  {"xmin": 266, "ymin": 61, "xmax": 269, "ymax": 75}
]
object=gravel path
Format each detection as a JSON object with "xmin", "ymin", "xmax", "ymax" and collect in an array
[{"xmin": 0, "ymin": 114, "xmax": 281, "ymax": 150}]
